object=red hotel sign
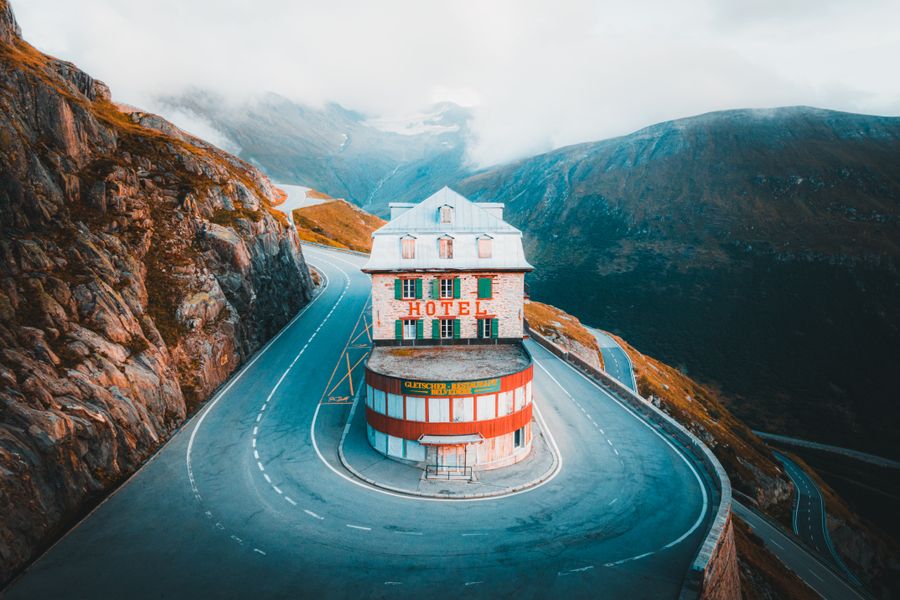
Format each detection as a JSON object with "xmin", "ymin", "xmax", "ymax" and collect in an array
[{"xmin": 405, "ymin": 301, "xmax": 490, "ymax": 318}]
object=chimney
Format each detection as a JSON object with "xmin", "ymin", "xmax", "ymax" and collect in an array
[{"xmin": 389, "ymin": 202, "xmax": 415, "ymax": 221}]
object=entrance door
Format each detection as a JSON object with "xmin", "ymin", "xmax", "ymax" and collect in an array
[{"xmin": 440, "ymin": 445, "xmax": 465, "ymax": 468}]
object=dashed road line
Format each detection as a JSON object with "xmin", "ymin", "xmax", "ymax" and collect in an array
[
  {"xmin": 304, "ymin": 509, "xmax": 324, "ymax": 520},
  {"xmin": 347, "ymin": 524, "xmax": 372, "ymax": 531}
]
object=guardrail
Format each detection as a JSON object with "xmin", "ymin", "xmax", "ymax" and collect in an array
[{"xmin": 526, "ymin": 324, "xmax": 736, "ymax": 600}]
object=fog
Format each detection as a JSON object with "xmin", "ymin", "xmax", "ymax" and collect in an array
[{"xmin": 14, "ymin": 0, "xmax": 900, "ymax": 166}]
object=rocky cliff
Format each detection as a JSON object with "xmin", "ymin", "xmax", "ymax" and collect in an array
[{"xmin": 0, "ymin": 0, "xmax": 313, "ymax": 584}]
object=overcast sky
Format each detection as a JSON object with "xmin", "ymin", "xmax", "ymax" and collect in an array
[{"xmin": 14, "ymin": 0, "xmax": 900, "ymax": 165}]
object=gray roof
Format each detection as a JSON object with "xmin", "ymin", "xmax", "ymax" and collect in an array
[
  {"xmin": 363, "ymin": 187, "xmax": 533, "ymax": 272},
  {"xmin": 377, "ymin": 187, "xmax": 518, "ymax": 234}
]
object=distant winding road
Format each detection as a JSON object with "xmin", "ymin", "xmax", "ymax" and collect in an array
[
  {"xmin": 589, "ymin": 327, "xmax": 867, "ymax": 600},
  {"xmin": 6, "ymin": 246, "xmax": 715, "ymax": 599}
]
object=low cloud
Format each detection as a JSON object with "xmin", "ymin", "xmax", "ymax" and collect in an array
[{"xmin": 14, "ymin": 0, "xmax": 900, "ymax": 166}]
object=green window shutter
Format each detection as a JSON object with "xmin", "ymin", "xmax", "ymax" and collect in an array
[
  {"xmin": 477, "ymin": 278, "xmax": 492, "ymax": 299},
  {"xmin": 430, "ymin": 279, "xmax": 440, "ymax": 299},
  {"xmin": 395, "ymin": 319, "xmax": 403, "ymax": 340},
  {"xmin": 432, "ymin": 319, "xmax": 440, "ymax": 339},
  {"xmin": 416, "ymin": 319, "xmax": 424, "ymax": 339},
  {"xmin": 453, "ymin": 277, "xmax": 460, "ymax": 299},
  {"xmin": 453, "ymin": 318, "xmax": 461, "ymax": 339},
  {"xmin": 415, "ymin": 278, "xmax": 423, "ymax": 299},
  {"xmin": 491, "ymin": 318, "xmax": 499, "ymax": 338},
  {"xmin": 476, "ymin": 319, "xmax": 483, "ymax": 339},
  {"xmin": 394, "ymin": 279, "xmax": 402, "ymax": 300}
]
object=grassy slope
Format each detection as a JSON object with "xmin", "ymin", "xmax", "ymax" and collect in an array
[
  {"xmin": 734, "ymin": 518, "xmax": 819, "ymax": 600},
  {"xmin": 292, "ymin": 195, "xmax": 386, "ymax": 252},
  {"xmin": 524, "ymin": 300, "xmax": 603, "ymax": 370}
]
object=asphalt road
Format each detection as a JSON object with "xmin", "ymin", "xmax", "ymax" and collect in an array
[
  {"xmin": 775, "ymin": 451, "xmax": 861, "ymax": 585},
  {"xmin": 589, "ymin": 328, "xmax": 637, "ymax": 392},
  {"xmin": 5, "ymin": 246, "xmax": 715, "ymax": 599},
  {"xmin": 733, "ymin": 503, "xmax": 866, "ymax": 600},
  {"xmin": 591, "ymin": 328, "xmax": 868, "ymax": 600}
]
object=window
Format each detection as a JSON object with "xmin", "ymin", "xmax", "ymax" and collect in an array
[
  {"xmin": 401, "ymin": 237, "xmax": 416, "ymax": 259},
  {"xmin": 402, "ymin": 319, "xmax": 416, "ymax": 340},
  {"xmin": 402, "ymin": 278, "xmax": 416, "ymax": 299},
  {"xmin": 387, "ymin": 393, "xmax": 404, "ymax": 418},
  {"xmin": 406, "ymin": 396, "xmax": 426, "ymax": 422},
  {"xmin": 514, "ymin": 427, "xmax": 525, "ymax": 448},
  {"xmin": 428, "ymin": 397, "xmax": 450, "ymax": 422},
  {"xmin": 478, "ymin": 236, "xmax": 493, "ymax": 258},
  {"xmin": 440, "ymin": 278, "xmax": 453, "ymax": 299},
  {"xmin": 479, "ymin": 318, "xmax": 492, "ymax": 338},
  {"xmin": 476, "ymin": 395, "xmax": 496, "ymax": 420},
  {"xmin": 439, "ymin": 205, "xmax": 454, "ymax": 224},
  {"xmin": 477, "ymin": 277, "xmax": 492, "ymax": 298},
  {"xmin": 452, "ymin": 397, "xmax": 474, "ymax": 422},
  {"xmin": 439, "ymin": 237, "xmax": 454, "ymax": 259},
  {"xmin": 440, "ymin": 318, "xmax": 454, "ymax": 339}
]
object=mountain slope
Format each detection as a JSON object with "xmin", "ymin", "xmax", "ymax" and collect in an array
[
  {"xmin": 159, "ymin": 92, "xmax": 472, "ymax": 212},
  {"xmin": 457, "ymin": 107, "xmax": 900, "ymax": 458},
  {"xmin": 0, "ymin": 1, "xmax": 313, "ymax": 583}
]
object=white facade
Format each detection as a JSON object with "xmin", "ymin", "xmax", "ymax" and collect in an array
[{"xmin": 363, "ymin": 187, "xmax": 533, "ymax": 342}]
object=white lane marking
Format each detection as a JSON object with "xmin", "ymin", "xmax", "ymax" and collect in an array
[
  {"xmin": 609, "ymin": 498, "xmax": 618, "ymax": 505},
  {"xmin": 263, "ymin": 474, "xmax": 272, "ymax": 484},
  {"xmin": 285, "ymin": 497, "xmax": 297, "ymax": 506},
  {"xmin": 533, "ymin": 350, "xmax": 709, "ymax": 557},
  {"xmin": 273, "ymin": 486, "xmax": 283, "ymax": 495},
  {"xmin": 464, "ymin": 581, "xmax": 484, "ymax": 586},
  {"xmin": 346, "ymin": 524, "xmax": 372, "ymax": 531},
  {"xmin": 614, "ymin": 448, "xmax": 619, "ymax": 456},
  {"xmin": 257, "ymin": 462, "xmax": 265, "ymax": 472},
  {"xmin": 304, "ymin": 509, "xmax": 324, "ymax": 520},
  {"xmin": 251, "ymin": 438, "xmax": 256, "ymax": 449},
  {"xmin": 253, "ymin": 548, "xmax": 266, "ymax": 556},
  {"xmin": 605, "ymin": 551, "xmax": 652, "ymax": 566},
  {"xmin": 256, "ymin": 413, "xmax": 262, "ymax": 423},
  {"xmin": 607, "ymin": 439, "xmax": 613, "ymax": 446},
  {"xmin": 252, "ymin": 426, "xmax": 258, "ymax": 436},
  {"xmin": 230, "ymin": 535, "xmax": 242, "ymax": 544},
  {"xmin": 461, "ymin": 532, "xmax": 489, "ymax": 537},
  {"xmin": 770, "ymin": 540, "xmax": 784, "ymax": 550},
  {"xmin": 810, "ymin": 571, "xmax": 824, "ymax": 582},
  {"xmin": 253, "ymin": 450, "xmax": 259, "ymax": 460},
  {"xmin": 384, "ymin": 581, "xmax": 402, "ymax": 586},
  {"xmin": 395, "ymin": 531, "xmax": 423, "ymax": 536},
  {"xmin": 570, "ymin": 566, "xmax": 594, "ymax": 573},
  {"xmin": 599, "ymin": 428, "xmax": 605, "ymax": 434},
  {"xmin": 185, "ymin": 264, "xmax": 331, "ymax": 497}
]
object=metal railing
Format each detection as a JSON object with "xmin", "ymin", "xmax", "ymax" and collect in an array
[{"xmin": 425, "ymin": 464, "xmax": 473, "ymax": 480}]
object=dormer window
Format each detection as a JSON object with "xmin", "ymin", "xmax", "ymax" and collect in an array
[
  {"xmin": 401, "ymin": 235, "xmax": 416, "ymax": 259},
  {"xmin": 477, "ymin": 234, "xmax": 493, "ymax": 259},
  {"xmin": 439, "ymin": 204, "xmax": 454, "ymax": 224},
  {"xmin": 438, "ymin": 235, "xmax": 454, "ymax": 259}
]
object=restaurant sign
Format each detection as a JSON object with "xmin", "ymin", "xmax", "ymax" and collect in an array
[{"xmin": 401, "ymin": 378, "xmax": 501, "ymax": 396}]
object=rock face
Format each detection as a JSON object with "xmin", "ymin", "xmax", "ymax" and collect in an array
[{"xmin": 0, "ymin": 0, "xmax": 312, "ymax": 584}]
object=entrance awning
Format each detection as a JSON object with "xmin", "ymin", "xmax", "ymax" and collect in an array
[{"xmin": 418, "ymin": 433, "xmax": 484, "ymax": 445}]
